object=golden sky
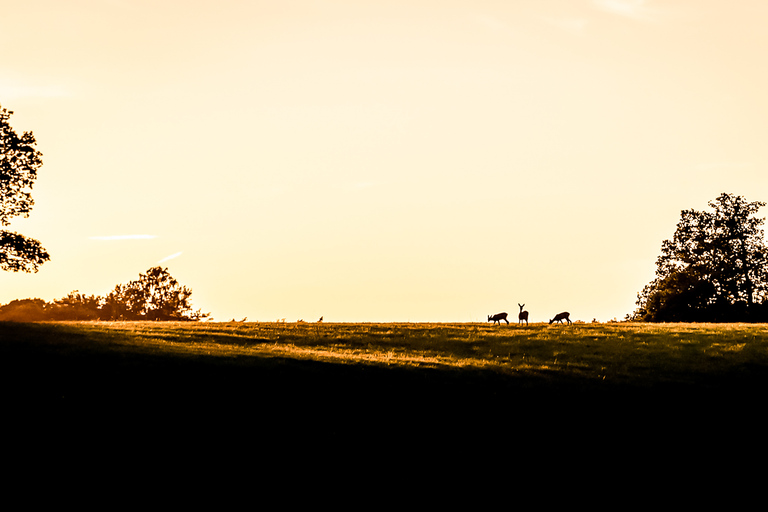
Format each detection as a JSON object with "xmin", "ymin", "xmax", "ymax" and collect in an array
[{"xmin": 2, "ymin": 0, "xmax": 767, "ymax": 322}]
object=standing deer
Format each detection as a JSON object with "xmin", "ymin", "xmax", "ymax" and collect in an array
[
  {"xmin": 488, "ymin": 312, "xmax": 509, "ymax": 325},
  {"xmin": 549, "ymin": 312, "xmax": 572, "ymax": 325},
  {"xmin": 518, "ymin": 304, "xmax": 529, "ymax": 325}
]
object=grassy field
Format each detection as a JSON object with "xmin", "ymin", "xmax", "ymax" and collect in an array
[
  {"xmin": 3, "ymin": 320, "xmax": 767, "ymax": 432},
  {"xmin": 0, "ymin": 322, "xmax": 768, "ymax": 400},
  {"xmin": 18, "ymin": 320, "xmax": 768, "ymax": 382}
]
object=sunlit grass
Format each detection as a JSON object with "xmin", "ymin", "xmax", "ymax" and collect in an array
[{"xmin": 36, "ymin": 320, "xmax": 768, "ymax": 388}]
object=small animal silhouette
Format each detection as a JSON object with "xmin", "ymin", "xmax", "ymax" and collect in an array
[
  {"xmin": 518, "ymin": 304, "xmax": 529, "ymax": 325},
  {"xmin": 549, "ymin": 312, "xmax": 572, "ymax": 325},
  {"xmin": 318, "ymin": 316, "xmax": 323, "ymax": 323},
  {"xmin": 488, "ymin": 312, "xmax": 509, "ymax": 325}
]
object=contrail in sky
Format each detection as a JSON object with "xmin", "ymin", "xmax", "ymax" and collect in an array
[
  {"xmin": 89, "ymin": 235, "xmax": 157, "ymax": 240},
  {"xmin": 157, "ymin": 251, "xmax": 183, "ymax": 264}
]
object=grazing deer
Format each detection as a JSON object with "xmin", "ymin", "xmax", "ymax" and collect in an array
[
  {"xmin": 549, "ymin": 312, "xmax": 572, "ymax": 325},
  {"xmin": 518, "ymin": 304, "xmax": 529, "ymax": 325},
  {"xmin": 488, "ymin": 312, "xmax": 509, "ymax": 325}
]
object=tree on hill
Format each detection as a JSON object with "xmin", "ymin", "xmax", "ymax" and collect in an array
[
  {"xmin": 0, "ymin": 267, "xmax": 208, "ymax": 321},
  {"xmin": 104, "ymin": 266, "xmax": 205, "ymax": 321},
  {"xmin": 48, "ymin": 291, "xmax": 102, "ymax": 320},
  {"xmin": 0, "ymin": 105, "xmax": 49, "ymax": 272},
  {"xmin": 0, "ymin": 298, "xmax": 48, "ymax": 322},
  {"xmin": 633, "ymin": 193, "xmax": 768, "ymax": 322}
]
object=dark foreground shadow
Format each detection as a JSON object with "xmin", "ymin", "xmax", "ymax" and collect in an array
[{"xmin": 2, "ymin": 322, "xmax": 765, "ymax": 440}]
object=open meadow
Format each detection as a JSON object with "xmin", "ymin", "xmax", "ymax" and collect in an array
[
  {"xmin": 3, "ymin": 320, "xmax": 768, "ymax": 430},
  {"xmin": 16, "ymin": 319, "xmax": 765, "ymax": 386}
]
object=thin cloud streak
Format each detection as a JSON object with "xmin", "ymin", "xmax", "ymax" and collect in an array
[
  {"xmin": 89, "ymin": 235, "xmax": 157, "ymax": 241},
  {"xmin": 157, "ymin": 251, "xmax": 183, "ymax": 264}
]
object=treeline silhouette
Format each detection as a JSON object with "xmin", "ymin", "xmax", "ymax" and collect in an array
[
  {"xmin": 0, "ymin": 266, "xmax": 208, "ymax": 322},
  {"xmin": 633, "ymin": 193, "xmax": 768, "ymax": 323},
  {"xmin": 635, "ymin": 296, "xmax": 768, "ymax": 323}
]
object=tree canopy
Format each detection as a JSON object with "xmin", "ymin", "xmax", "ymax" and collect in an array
[
  {"xmin": 633, "ymin": 193, "xmax": 768, "ymax": 322},
  {"xmin": 103, "ymin": 266, "xmax": 204, "ymax": 321},
  {"xmin": 0, "ymin": 104, "xmax": 49, "ymax": 272},
  {"xmin": 0, "ymin": 266, "xmax": 209, "ymax": 322}
]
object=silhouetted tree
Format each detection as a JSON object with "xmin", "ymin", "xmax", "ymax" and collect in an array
[
  {"xmin": 0, "ymin": 298, "xmax": 48, "ymax": 322},
  {"xmin": 104, "ymin": 266, "xmax": 208, "ymax": 321},
  {"xmin": 0, "ymin": 267, "xmax": 208, "ymax": 322},
  {"xmin": 48, "ymin": 291, "xmax": 102, "ymax": 320},
  {"xmin": 102, "ymin": 283, "xmax": 132, "ymax": 320},
  {"xmin": 0, "ymin": 105, "xmax": 49, "ymax": 272},
  {"xmin": 633, "ymin": 193, "xmax": 768, "ymax": 322}
]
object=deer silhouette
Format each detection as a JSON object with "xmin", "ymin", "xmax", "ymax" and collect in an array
[
  {"xmin": 518, "ymin": 304, "xmax": 529, "ymax": 325},
  {"xmin": 488, "ymin": 312, "xmax": 509, "ymax": 325},
  {"xmin": 549, "ymin": 312, "xmax": 571, "ymax": 325}
]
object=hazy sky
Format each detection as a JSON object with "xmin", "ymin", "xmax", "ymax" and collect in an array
[{"xmin": 2, "ymin": 0, "xmax": 767, "ymax": 322}]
